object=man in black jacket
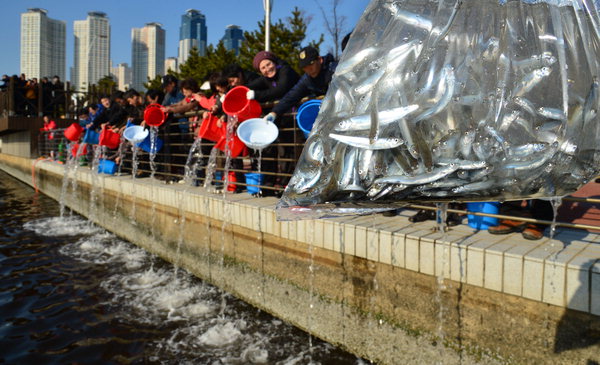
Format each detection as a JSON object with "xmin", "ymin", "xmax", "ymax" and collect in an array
[{"xmin": 264, "ymin": 46, "xmax": 337, "ymax": 122}]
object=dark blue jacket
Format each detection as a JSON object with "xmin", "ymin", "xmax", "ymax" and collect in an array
[{"xmin": 272, "ymin": 54, "xmax": 337, "ymax": 115}]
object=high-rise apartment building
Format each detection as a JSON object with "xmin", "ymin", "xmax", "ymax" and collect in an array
[
  {"xmin": 221, "ymin": 25, "xmax": 244, "ymax": 55},
  {"xmin": 164, "ymin": 57, "xmax": 178, "ymax": 73},
  {"xmin": 111, "ymin": 63, "xmax": 132, "ymax": 91},
  {"xmin": 73, "ymin": 12, "xmax": 111, "ymax": 92},
  {"xmin": 20, "ymin": 8, "xmax": 66, "ymax": 80},
  {"xmin": 178, "ymin": 9, "xmax": 207, "ymax": 65},
  {"xmin": 132, "ymin": 22, "xmax": 165, "ymax": 91}
]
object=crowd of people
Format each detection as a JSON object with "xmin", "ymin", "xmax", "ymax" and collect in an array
[
  {"xmin": 1, "ymin": 73, "xmax": 66, "ymax": 116},
  {"xmin": 38, "ymin": 46, "xmax": 337, "ymax": 196}
]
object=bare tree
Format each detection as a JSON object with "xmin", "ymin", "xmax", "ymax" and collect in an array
[{"xmin": 314, "ymin": 0, "xmax": 347, "ymax": 59}]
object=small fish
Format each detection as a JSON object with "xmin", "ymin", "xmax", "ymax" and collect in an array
[
  {"xmin": 537, "ymin": 107, "xmax": 566, "ymax": 121},
  {"xmin": 333, "ymin": 104, "xmax": 419, "ymax": 133},
  {"xmin": 512, "ymin": 52, "xmax": 557, "ymax": 70},
  {"xmin": 415, "ymin": 65, "xmax": 455, "ymax": 122},
  {"xmin": 329, "ymin": 133, "xmax": 404, "ymax": 150},
  {"xmin": 338, "ymin": 147, "xmax": 359, "ymax": 190},
  {"xmin": 375, "ymin": 164, "xmax": 458, "ymax": 185},
  {"xmin": 293, "ymin": 167, "xmax": 322, "ymax": 194},
  {"xmin": 505, "ymin": 150, "xmax": 555, "ymax": 170},
  {"xmin": 384, "ymin": 41, "xmax": 422, "ymax": 72},
  {"xmin": 512, "ymin": 67, "xmax": 552, "ymax": 98},
  {"xmin": 513, "ymin": 97, "xmax": 537, "ymax": 117},
  {"xmin": 384, "ymin": 4, "xmax": 432, "ymax": 31},
  {"xmin": 335, "ymin": 47, "xmax": 379, "ymax": 75},
  {"xmin": 354, "ymin": 68, "xmax": 386, "ymax": 95},
  {"xmin": 459, "ymin": 130, "xmax": 476, "ymax": 159},
  {"xmin": 507, "ymin": 143, "xmax": 549, "ymax": 158},
  {"xmin": 436, "ymin": 158, "xmax": 487, "ymax": 170},
  {"xmin": 452, "ymin": 179, "xmax": 495, "ymax": 194}
]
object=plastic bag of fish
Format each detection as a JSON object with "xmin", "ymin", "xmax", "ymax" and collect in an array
[{"xmin": 277, "ymin": 0, "xmax": 600, "ymax": 220}]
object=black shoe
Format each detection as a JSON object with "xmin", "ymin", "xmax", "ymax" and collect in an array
[
  {"xmin": 409, "ymin": 209, "xmax": 436, "ymax": 223},
  {"xmin": 446, "ymin": 213, "xmax": 463, "ymax": 227},
  {"xmin": 382, "ymin": 209, "xmax": 399, "ymax": 217}
]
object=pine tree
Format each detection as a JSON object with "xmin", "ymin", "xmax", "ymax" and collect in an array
[
  {"xmin": 239, "ymin": 7, "xmax": 323, "ymax": 73},
  {"xmin": 178, "ymin": 47, "xmax": 206, "ymax": 82},
  {"xmin": 144, "ymin": 75, "xmax": 163, "ymax": 91}
]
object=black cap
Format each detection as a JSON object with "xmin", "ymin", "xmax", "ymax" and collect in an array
[
  {"xmin": 162, "ymin": 74, "xmax": 178, "ymax": 88},
  {"xmin": 298, "ymin": 46, "xmax": 319, "ymax": 68}
]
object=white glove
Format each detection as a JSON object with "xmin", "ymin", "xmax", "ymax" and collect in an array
[
  {"xmin": 246, "ymin": 90, "xmax": 255, "ymax": 100},
  {"xmin": 219, "ymin": 94, "xmax": 226, "ymax": 103},
  {"xmin": 264, "ymin": 112, "xmax": 276, "ymax": 123}
]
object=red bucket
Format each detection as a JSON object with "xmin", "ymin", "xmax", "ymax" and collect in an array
[
  {"xmin": 64, "ymin": 123, "xmax": 84, "ymax": 142},
  {"xmin": 71, "ymin": 143, "xmax": 87, "ymax": 157},
  {"xmin": 144, "ymin": 103, "xmax": 166, "ymax": 127},
  {"xmin": 223, "ymin": 171, "xmax": 237, "ymax": 192},
  {"xmin": 198, "ymin": 113, "xmax": 224, "ymax": 142},
  {"xmin": 216, "ymin": 134, "xmax": 248, "ymax": 158},
  {"xmin": 99, "ymin": 128, "xmax": 121, "ymax": 149},
  {"xmin": 222, "ymin": 86, "xmax": 262, "ymax": 122}
]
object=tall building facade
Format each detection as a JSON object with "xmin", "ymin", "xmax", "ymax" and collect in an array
[
  {"xmin": 111, "ymin": 63, "xmax": 132, "ymax": 91},
  {"xmin": 178, "ymin": 9, "xmax": 207, "ymax": 66},
  {"xmin": 73, "ymin": 12, "xmax": 111, "ymax": 92},
  {"xmin": 132, "ymin": 22, "xmax": 165, "ymax": 91},
  {"xmin": 20, "ymin": 8, "xmax": 66, "ymax": 80},
  {"xmin": 221, "ymin": 25, "xmax": 244, "ymax": 55},
  {"xmin": 164, "ymin": 57, "xmax": 178, "ymax": 73}
]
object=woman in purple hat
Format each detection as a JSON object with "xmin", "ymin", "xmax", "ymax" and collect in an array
[{"xmin": 246, "ymin": 50, "xmax": 300, "ymax": 103}]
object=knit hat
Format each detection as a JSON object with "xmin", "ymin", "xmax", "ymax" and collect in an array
[{"xmin": 253, "ymin": 51, "xmax": 277, "ymax": 71}]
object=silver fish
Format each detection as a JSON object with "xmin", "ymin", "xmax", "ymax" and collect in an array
[
  {"xmin": 505, "ymin": 150, "xmax": 555, "ymax": 170},
  {"xmin": 293, "ymin": 167, "xmax": 322, "ymax": 194},
  {"xmin": 513, "ymin": 97, "xmax": 537, "ymax": 117},
  {"xmin": 507, "ymin": 143, "xmax": 549, "ymax": 158},
  {"xmin": 354, "ymin": 68, "xmax": 386, "ymax": 95},
  {"xmin": 452, "ymin": 179, "xmax": 495, "ymax": 194},
  {"xmin": 375, "ymin": 164, "xmax": 458, "ymax": 185},
  {"xmin": 512, "ymin": 52, "xmax": 557, "ymax": 70},
  {"xmin": 512, "ymin": 67, "xmax": 552, "ymax": 98},
  {"xmin": 385, "ymin": 4, "xmax": 432, "ymax": 31},
  {"xmin": 537, "ymin": 107, "xmax": 566, "ymax": 121},
  {"xmin": 335, "ymin": 47, "xmax": 379, "ymax": 75},
  {"xmin": 329, "ymin": 133, "xmax": 404, "ymax": 150},
  {"xmin": 436, "ymin": 158, "xmax": 487, "ymax": 170},
  {"xmin": 333, "ymin": 104, "xmax": 420, "ymax": 132},
  {"xmin": 459, "ymin": 130, "xmax": 476, "ymax": 159},
  {"xmin": 415, "ymin": 65, "xmax": 455, "ymax": 122}
]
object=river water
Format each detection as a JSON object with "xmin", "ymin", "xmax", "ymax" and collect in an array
[{"xmin": 0, "ymin": 171, "xmax": 362, "ymax": 364}]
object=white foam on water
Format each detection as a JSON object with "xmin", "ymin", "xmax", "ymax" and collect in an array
[
  {"xmin": 199, "ymin": 321, "xmax": 243, "ymax": 347},
  {"xmin": 239, "ymin": 344, "xmax": 269, "ymax": 364},
  {"xmin": 24, "ymin": 216, "xmax": 103, "ymax": 236},
  {"xmin": 60, "ymin": 233, "xmax": 148, "ymax": 268},
  {"xmin": 52, "ymin": 220, "xmax": 357, "ymax": 363}
]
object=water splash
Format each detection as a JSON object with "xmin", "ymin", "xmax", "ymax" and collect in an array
[
  {"xmin": 130, "ymin": 143, "xmax": 140, "ymax": 224},
  {"xmin": 203, "ymin": 147, "xmax": 220, "ymax": 193},
  {"xmin": 435, "ymin": 202, "xmax": 449, "ymax": 356}
]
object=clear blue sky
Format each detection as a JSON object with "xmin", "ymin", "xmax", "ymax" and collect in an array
[{"xmin": 0, "ymin": 0, "xmax": 371, "ymax": 78}]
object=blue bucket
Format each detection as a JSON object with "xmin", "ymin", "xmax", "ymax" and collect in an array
[
  {"xmin": 83, "ymin": 129, "xmax": 100, "ymax": 144},
  {"xmin": 98, "ymin": 159, "xmax": 117, "ymax": 175},
  {"xmin": 296, "ymin": 99, "xmax": 322, "ymax": 138},
  {"xmin": 136, "ymin": 133, "xmax": 163, "ymax": 154},
  {"xmin": 467, "ymin": 202, "xmax": 500, "ymax": 230},
  {"xmin": 245, "ymin": 173, "xmax": 264, "ymax": 194}
]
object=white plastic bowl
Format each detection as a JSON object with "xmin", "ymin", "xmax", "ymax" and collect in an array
[
  {"xmin": 123, "ymin": 125, "xmax": 149, "ymax": 144},
  {"xmin": 237, "ymin": 118, "xmax": 279, "ymax": 150}
]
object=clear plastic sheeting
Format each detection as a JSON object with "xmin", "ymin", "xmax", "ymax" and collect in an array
[{"xmin": 277, "ymin": 0, "xmax": 600, "ymax": 220}]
